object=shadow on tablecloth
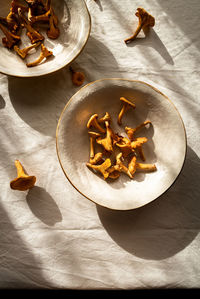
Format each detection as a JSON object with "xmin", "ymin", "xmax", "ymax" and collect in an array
[
  {"xmin": 26, "ymin": 186, "xmax": 62, "ymax": 226},
  {"xmin": 97, "ymin": 146, "xmax": 200, "ymax": 260},
  {"xmin": 7, "ymin": 37, "xmax": 119, "ymax": 137}
]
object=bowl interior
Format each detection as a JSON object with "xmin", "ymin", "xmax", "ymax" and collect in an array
[
  {"xmin": 56, "ymin": 79, "xmax": 186, "ymax": 210},
  {"xmin": 0, "ymin": 0, "xmax": 91, "ymax": 77}
]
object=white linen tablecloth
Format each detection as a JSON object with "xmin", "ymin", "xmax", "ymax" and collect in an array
[{"xmin": 0, "ymin": 0, "xmax": 200, "ymax": 289}]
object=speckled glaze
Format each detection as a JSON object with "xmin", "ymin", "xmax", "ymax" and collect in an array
[
  {"xmin": 56, "ymin": 78, "xmax": 187, "ymax": 210},
  {"xmin": 0, "ymin": 0, "xmax": 91, "ymax": 77}
]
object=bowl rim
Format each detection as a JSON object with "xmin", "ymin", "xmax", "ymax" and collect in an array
[
  {"xmin": 0, "ymin": 0, "xmax": 91, "ymax": 78},
  {"xmin": 56, "ymin": 78, "xmax": 187, "ymax": 210}
]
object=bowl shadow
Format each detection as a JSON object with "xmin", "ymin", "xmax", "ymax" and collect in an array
[{"xmin": 97, "ymin": 146, "xmax": 200, "ymax": 260}]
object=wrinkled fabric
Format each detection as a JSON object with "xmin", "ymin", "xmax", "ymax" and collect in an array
[{"xmin": 0, "ymin": 0, "xmax": 200, "ymax": 289}]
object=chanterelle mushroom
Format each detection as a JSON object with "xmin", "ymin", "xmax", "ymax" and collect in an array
[
  {"xmin": 86, "ymin": 158, "xmax": 112, "ymax": 180},
  {"xmin": 47, "ymin": 6, "xmax": 60, "ymax": 39},
  {"xmin": 0, "ymin": 11, "xmax": 19, "ymax": 34},
  {"xmin": 96, "ymin": 121, "xmax": 114, "ymax": 153},
  {"xmin": 125, "ymin": 7, "xmax": 155, "ymax": 44},
  {"xmin": 10, "ymin": 160, "xmax": 36, "ymax": 191},
  {"xmin": 87, "ymin": 114, "xmax": 106, "ymax": 133},
  {"xmin": 117, "ymin": 97, "xmax": 136, "ymax": 125},
  {"xmin": 69, "ymin": 66, "xmax": 85, "ymax": 87},
  {"xmin": 115, "ymin": 152, "xmax": 133, "ymax": 179},
  {"xmin": 125, "ymin": 120, "xmax": 151, "ymax": 141},
  {"xmin": 128, "ymin": 155, "xmax": 137, "ymax": 176},
  {"xmin": 14, "ymin": 41, "xmax": 41, "ymax": 59},
  {"xmin": 26, "ymin": 43, "xmax": 53, "ymax": 67},
  {"xmin": 88, "ymin": 131, "xmax": 101, "ymax": 159},
  {"xmin": 0, "ymin": 22, "xmax": 20, "ymax": 49},
  {"xmin": 116, "ymin": 136, "xmax": 132, "ymax": 157}
]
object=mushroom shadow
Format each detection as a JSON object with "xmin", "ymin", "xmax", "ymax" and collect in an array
[
  {"xmin": 97, "ymin": 146, "xmax": 200, "ymax": 260},
  {"xmin": 0, "ymin": 94, "xmax": 5, "ymax": 109},
  {"xmin": 94, "ymin": 0, "xmax": 103, "ymax": 11},
  {"xmin": 126, "ymin": 28, "xmax": 174, "ymax": 65},
  {"xmin": 26, "ymin": 186, "xmax": 62, "ymax": 226}
]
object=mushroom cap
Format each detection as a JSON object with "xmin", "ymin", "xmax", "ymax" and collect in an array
[
  {"xmin": 87, "ymin": 113, "xmax": 98, "ymax": 128},
  {"xmin": 88, "ymin": 131, "xmax": 101, "ymax": 138},
  {"xmin": 10, "ymin": 175, "xmax": 36, "ymax": 191},
  {"xmin": 120, "ymin": 97, "xmax": 136, "ymax": 108},
  {"xmin": 136, "ymin": 8, "xmax": 155, "ymax": 27}
]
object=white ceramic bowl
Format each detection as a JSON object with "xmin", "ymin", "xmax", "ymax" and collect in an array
[
  {"xmin": 56, "ymin": 78, "xmax": 187, "ymax": 210},
  {"xmin": 0, "ymin": 0, "xmax": 91, "ymax": 77}
]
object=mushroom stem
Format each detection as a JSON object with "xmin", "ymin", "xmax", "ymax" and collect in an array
[
  {"xmin": 96, "ymin": 121, "xmax": 114, "ymax": 153},
  {"xmin": 118, "ymin": 104, "xmax": 128, "ymax": 126},
  {"xmin": 117, "ymin": 97, "xmax": 136, "ymax": 125},
  {"xmin": 10, "ymin": 160, "xmax": 36, "ymax": 191},
  {"xmin": 47, "ymin": 6, "xmax": 59, "ymax": 39},
  {"xmin": 88, "ymin": 131, "xmax": 101, "ymax": 158},
  {"xmin": 136, "ymin": 162, "xmax": 157, "ymax": 172}
]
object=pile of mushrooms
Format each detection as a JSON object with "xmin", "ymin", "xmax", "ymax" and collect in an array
[
  {"xmin": 0, "ymin": 0, "xmax": 60, "ymax": 67},
  {"xmin": 86, "ymin": 97, "xmax": 157, "ymax": 181}
]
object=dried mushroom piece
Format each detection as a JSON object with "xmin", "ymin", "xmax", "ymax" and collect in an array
[
  {"xmin": 117, "ymin": 97, "xmax": 136, "ymax": 125},
  {"xmin": 116, "ymin": 136, "xmax": 132, "ymax": 157},
  {"xmin": 0, "ymin": 22, "xmax": 21, "ymax": 49},
  {"xmin": 10, "ymin": 160, "xmax": 36, "ymax": 191},
  {"xmin": 128, "ymin": 155, "xmax": 137, "ymax": 177},
  {"xmin": 125, "ymin": 7, "xmax": 155, "ymax": 44},
  {"xmin": 0, "ymin": 11, "xmax": 20, "ymax": 34},
  {"xmin": 99, "ymin": 112, "xmax": 111, "ymax": 125},
  {"xmin": 89, "ymin": 152, "xmax": 103, "ymax": 165},
  {"xmin": 86, "ymin": 158, "xmax": 112, "ymax": 180},
  {"xmin": 136, "ymin": 162, "xmax": 157, "ymax": 172},
  {"xmin": 14, "ymin": 41, "xmax": 41, "ymax": 59},
  {"xmin": 26, "ymin": 43, "xmax": 52, "ymax": 67},
  {"xmin": 131, "ymin": 137, "xmax": 148, "ymax": 149},
  {"xmin": 115, "ymin": 152, "xmax": 133, "ymax": 179},
  {"xmin": 87, "ymin": 114, "xmax": 106, "ymax": 133},
  {"xmin": 125, "ymin": 120, "xmax": 151, "ymax": 141},
  {"xmin": 69, "ymin": 66, "xmax": 85, "ymax": 87},
  {"xmin": 88, "ymin": 131, "xmax": 101, "ymax": 159},
  {"xmin": 46, "ymin": 5, "xmax": 60, "ymax": 39},
  {"xmin": 11, "ymin": 0, "xmax": 29, "ymax": 14},
  {"xmin": 96, "ymin": 121, "xmax": 114, "ymax": 153}
]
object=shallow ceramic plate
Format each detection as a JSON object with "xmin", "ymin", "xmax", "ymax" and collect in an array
[
  {"xmin": 56, "ymin": 78, "xmax": 187, "ymax": 210},
  {"xmin": 0, "ymin": 0, "xmax": 91, "ymax": 77}
]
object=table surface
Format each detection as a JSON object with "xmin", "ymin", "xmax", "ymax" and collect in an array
[{"xmin": 0, "ymin": 0, "xmax": 200, "ymax": 289}]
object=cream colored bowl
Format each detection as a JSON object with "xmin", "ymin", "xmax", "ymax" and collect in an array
[
  {"xmin": 56, "ymin": 78, "xmax": 187, "ymax": 210},
  {"xmin": 0, "ymin": 0, "xmax": 91, "ymax": 77}
]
